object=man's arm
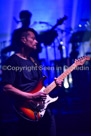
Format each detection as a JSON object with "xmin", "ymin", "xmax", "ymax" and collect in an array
[{"xmin": 3, "ymin": 84, "xmax": 47, "ymax": 101}]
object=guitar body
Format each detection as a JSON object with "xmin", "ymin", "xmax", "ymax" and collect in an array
[{"xmin": 14, "ymin": 77, "xmax": 58, "ymax": 121}]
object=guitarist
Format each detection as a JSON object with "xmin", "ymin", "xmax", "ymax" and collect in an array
[{"xmin": 2, "ymin": 28, "xmax": 63, "ymax": 136}]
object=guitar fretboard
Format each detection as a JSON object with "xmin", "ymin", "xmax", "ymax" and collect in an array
[{"xmin": 44, "ymin": 63, "xmax": 77, "ymax": 94}]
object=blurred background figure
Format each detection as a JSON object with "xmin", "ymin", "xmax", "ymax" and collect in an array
[{"xmin": 1, "ymin": 10, "xmax": 32, "ymax": 54}]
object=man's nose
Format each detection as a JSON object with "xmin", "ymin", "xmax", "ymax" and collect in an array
[{"xmin": 36, "ymin": 40, "xmax": 38, "ymax": 44}]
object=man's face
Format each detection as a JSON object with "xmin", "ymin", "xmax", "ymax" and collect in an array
[{"xmin": 23, "ymin": 31, "xmax": 38, "ymax": 50}]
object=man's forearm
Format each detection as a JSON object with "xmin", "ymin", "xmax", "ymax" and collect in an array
[{"xmin": 3, "ymin": 84, "xmax": 33, "ymax": 100}]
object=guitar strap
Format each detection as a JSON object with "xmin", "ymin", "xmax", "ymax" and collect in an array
[{"xmin": 30, "ymin": 57, "xmax": 47, "ymax": 78}]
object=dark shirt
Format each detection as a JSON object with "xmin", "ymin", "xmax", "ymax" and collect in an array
[
  {"xmin": 1, "ymin": 54, "xmax": 43, "ymax": 121},
  {"xmin": 2, "ymin": 54, "xmax": 42, "ymax": 92}
]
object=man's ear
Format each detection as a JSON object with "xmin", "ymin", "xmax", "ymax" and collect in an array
[{"xmin": 21, "ymin": 37, "xmax": 26, "ymax": 44}]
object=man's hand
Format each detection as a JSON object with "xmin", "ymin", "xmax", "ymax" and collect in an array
[
  {"xmin": 32, "ymin": 92, "xmax": 47, "ymax": 101},
  {"xmin": 54, "ymin": 77, "xmax": 63, "ymax": 87}
]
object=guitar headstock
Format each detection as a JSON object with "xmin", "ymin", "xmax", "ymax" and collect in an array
[
  {"xmin": 75, "ymin": 56, "xmax": 90, "ymax": 66},
  {"xmin": 57, "ymin": 16, "xmax": 67, "ymax": 25}
]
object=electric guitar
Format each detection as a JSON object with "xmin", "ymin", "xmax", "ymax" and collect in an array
[
  {"xmin": 14, "ymin": 56, "xmax": 90, "ymax": 121},
  {"xmin": 39, "ymin": 16, "xmax": 67, "ymax": 45}
]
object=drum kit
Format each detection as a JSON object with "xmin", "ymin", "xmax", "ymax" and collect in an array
[{"xmin": 31, "ymin": 18, "xmax": 91, "ymax": 60}]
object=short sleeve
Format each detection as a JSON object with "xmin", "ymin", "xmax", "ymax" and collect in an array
[{"xmin": 2, "ymin": 58, "xmax": 17, "ymax": 86}]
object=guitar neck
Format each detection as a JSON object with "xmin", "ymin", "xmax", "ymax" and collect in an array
[
  {"xmin": 51, "ymin": 24, "xmax": 58, "ymax": 31},
  {"xmin": 51, "ymin": 17, "xmax": 67, "ymax": 31},
  {"xmin": 44, "ymin": 63, "xmax": 77, "ymax": 94}
]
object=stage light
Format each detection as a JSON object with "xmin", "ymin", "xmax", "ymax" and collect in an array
[
  {"xmin": 78, "ymin": 24, "xmax": 82, "ymax": 27},
  {"xmin": 60, "ymin": 41, "xmax": 63, "ymax": 45}
]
